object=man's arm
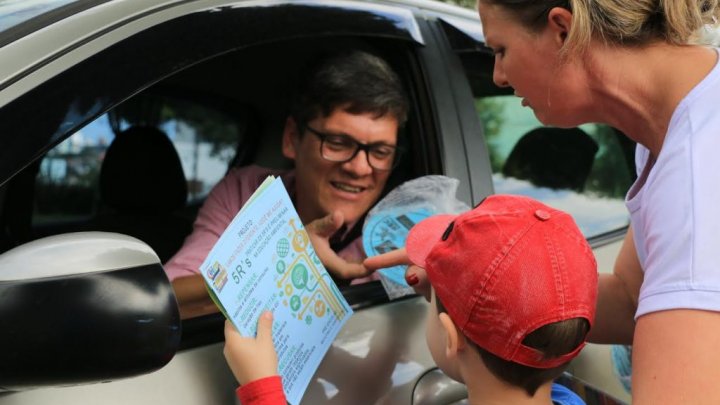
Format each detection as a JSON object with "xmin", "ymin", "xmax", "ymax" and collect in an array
[
  {"xmin": 171, "ymin": 275, "xmax": 218, "ymax": 319},
  {"xmin": 587, "ymin": 227, "xmax": 642, "ymax": 344},
  {"xmin": 166, "ymin": 173, "xmax": 244, "ymax": 318}
]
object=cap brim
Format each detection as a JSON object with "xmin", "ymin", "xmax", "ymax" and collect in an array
[{"xmin": 406, "ymin": 214, "xmax": 456, "ymax": 268}]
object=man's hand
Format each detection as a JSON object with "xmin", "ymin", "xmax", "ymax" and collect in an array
[
  {"xmin": 363, "ymin": 249, "xmax": 431, "ymax": 301},
  {"xmin": 223, "ymin": 313, "xmax": 278, "ymax": 385},
  {"xmin": 305, "ymin": 211, "xmax": 371, "ymax": 280}
]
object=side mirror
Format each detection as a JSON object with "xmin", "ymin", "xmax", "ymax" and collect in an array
[{"xmin": 0, "ymin": 232, "xmax": 181, "ymax": 390}]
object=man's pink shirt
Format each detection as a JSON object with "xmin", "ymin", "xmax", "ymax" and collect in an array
[{"xmin": 164, "ymin": 165, "xmax": 368, "ymax": 282}]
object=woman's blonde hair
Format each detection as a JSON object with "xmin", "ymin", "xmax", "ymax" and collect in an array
[{"xmin": 482, "ymin": 0, "xmax": 720, "ymax": 55}]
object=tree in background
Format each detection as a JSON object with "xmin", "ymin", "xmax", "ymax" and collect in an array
[{"xmin": 436, "ymin": 0, "xmax": 475, "ymax": 9}]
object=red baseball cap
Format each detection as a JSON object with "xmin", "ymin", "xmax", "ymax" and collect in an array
[{"xmin": 407, "ymin": 195, "xmax": 597, "ymax": 369}]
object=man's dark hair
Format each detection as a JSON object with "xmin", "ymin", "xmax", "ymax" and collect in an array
[
  {"xmin": 290, "ymin": 50, "xmax": 408, "ymax": 129},
  {"xmin": 436, "ymin": 295, "xmax": 589, "ymax": 396}
]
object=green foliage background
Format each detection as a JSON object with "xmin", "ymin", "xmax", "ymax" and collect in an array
[{"xmin": 435, "ymin": 0, "xmax": 476, "ymax": 9}]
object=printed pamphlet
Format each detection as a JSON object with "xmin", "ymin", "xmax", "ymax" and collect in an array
[{"xmin": 200, "ymin": 176, "xmax": 353, "ymax": 405}]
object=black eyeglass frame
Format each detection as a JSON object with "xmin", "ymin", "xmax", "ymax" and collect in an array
[{"xmin": 301, "ymin": 124, "xmax": 404, "ymax": 171}]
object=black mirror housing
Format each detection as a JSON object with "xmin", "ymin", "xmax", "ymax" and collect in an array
[{"xmin": 0, "ymin": 232, "xmax": 181, "ymax": 390}]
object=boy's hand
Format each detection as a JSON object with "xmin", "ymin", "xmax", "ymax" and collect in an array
[
  {"xmin": 363, "ymin": 248, "xmax": 410, "ymax": 269},
  {"xmin": 364, "ymin": 249, "xmax": 431, "ymax": 302},
  {"xmin": 405, "ymin": 265, "xmax": 431, "ymax": 302},
  {"xmin": 306, "ymin": 211, "xmax": 371, "ymax": 279},
  {"xmin": 223, "ymin": 312, "xmax": 278, "ymax": 385}
]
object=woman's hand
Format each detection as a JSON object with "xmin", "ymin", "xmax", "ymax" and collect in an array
[
  {"xmin": 305, "ymin": 211, "xmax": 371, "ymax": 279},
  {"xmin": 223, "ymin": 312, "xmax": 278, "ymax": 385}
]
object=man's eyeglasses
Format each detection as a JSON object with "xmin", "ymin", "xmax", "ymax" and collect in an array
[{"xmin": 303, "ymin": 125, "xmax": 402, "ymax": 171}]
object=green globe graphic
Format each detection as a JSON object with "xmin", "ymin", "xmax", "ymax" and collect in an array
[{"xmin": 276, "ymin": 238, "xmax": 290, "ymax": 258}]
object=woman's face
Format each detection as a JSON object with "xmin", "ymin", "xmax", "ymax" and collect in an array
[{"xmin": 478, "ymin": 2, "xmax": 589, "ymax": 126}]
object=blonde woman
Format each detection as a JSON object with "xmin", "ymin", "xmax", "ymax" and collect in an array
[{"xmin": 368, "ymin": 1, "xmax": 720, "ymax": 403}]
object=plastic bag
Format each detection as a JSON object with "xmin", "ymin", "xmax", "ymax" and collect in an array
[{"xmin": 363, "ymin": 175, "xmax": 470, "ymax": 299}]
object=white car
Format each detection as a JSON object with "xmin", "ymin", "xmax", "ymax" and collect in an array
[{"xmin": 0, "ymin": 0, "xmax": 634, "ymax": 403}]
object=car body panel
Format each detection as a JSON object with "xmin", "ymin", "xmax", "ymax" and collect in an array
[{"xmin": 0, "ymin": 0, "xmax": 423, "ymax": 95}]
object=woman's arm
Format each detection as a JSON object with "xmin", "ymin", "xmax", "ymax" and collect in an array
[
  {"xmin": 587, "ymin": 227, "xmax": 643, "ymax": 344},
  {"xmin": 632, "ymin": 309, "xmax": 720, "ymax": 404}
]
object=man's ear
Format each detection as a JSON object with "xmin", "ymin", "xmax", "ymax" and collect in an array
[
  {"xmin": 439, "ymin": 312, "xmax": 467, "ymax": 358},
  {"xmin": 282, "ymin": 117, "xmax": 300, "ymax": 160},
  {"xmin": 547, "ymin": 7, "xmax": 573, "ymax": 46}
]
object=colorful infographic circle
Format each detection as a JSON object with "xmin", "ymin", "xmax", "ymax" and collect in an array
[
  {"xmin": 292, "ymin": 263, "xmax": 309, "ymax": 289},
  {"xmin": 276, "ymin": 238, "xmax": 290, "ymax": 257},
  {"xmin": 292, "ymin": 229, "xmax": 308, "ymax": 251},
  {"xmin": 290, "ymin": 295, "xmax": 301, "ymax": 311},
  {"xmin": 314, "ymin": 300, "xmax": 326, "ymax": 317}
]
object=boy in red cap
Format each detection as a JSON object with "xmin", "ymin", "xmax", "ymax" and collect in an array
[{"xmin": 223, "ymin": 195, "xmax": 598, "ymax": 404}]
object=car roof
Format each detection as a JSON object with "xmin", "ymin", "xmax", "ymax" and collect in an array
[
  {"xmin": 0, "ymin": 0, "xmax": 90, "ymax": 38},
  {"xmin": 0, "ymin": 0, "xmax": 482, "ymax": 89}
]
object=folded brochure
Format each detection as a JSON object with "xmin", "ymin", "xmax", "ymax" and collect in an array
[{"xmin": 200, "ymin": 175, "xmax": 353, "ymax": 405}]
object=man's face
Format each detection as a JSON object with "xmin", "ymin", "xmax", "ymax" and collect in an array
[{"xmin": 282, "ymin": 109, "xmax": 399, "ymax": 225}]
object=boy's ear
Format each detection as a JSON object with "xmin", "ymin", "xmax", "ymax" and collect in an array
[
  {"xmin": 547, "ymin": 7, "xmax": 572, "ymax": 45},
  {"xmin": 282, "ymin": 117, "xmax": 300, "ymax": 160},
  {"xmin": 439, "ymin": 313, "xmax": 466, "ymax": 358}
]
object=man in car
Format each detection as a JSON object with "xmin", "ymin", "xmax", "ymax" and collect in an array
[{"xmin": 166, "ymin": 50, "xmax": 409, "ymax": 318}]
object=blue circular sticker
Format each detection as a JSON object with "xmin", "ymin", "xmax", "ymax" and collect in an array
[{"xmin": 363, "ymin": 209, "xmax": 432, "ymax": 285}]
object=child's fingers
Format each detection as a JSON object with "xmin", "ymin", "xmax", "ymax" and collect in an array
[
  {"xmin": 224, "ymin": 319, "xmax": 240, "ymax": 339},
  {"xmin": 256, "ymin": 311, "xmax": 274, "ymax": 342},
  {"xmin": 406, "ymin": 266, "xmax": 431, "ymax": 302},
  {"xmin": 363, "ymin": 248, "xmax": 409, "ymax": 270}
]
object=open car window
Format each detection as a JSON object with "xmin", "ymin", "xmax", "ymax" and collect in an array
[{"xmin": 18, "ymin": 33, "xmax": 429, "ymax": 328}]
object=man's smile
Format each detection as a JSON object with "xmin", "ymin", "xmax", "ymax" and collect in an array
[{"xmin": 330, "ymin": 181, "xmax": 367, "ymax": 194}]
